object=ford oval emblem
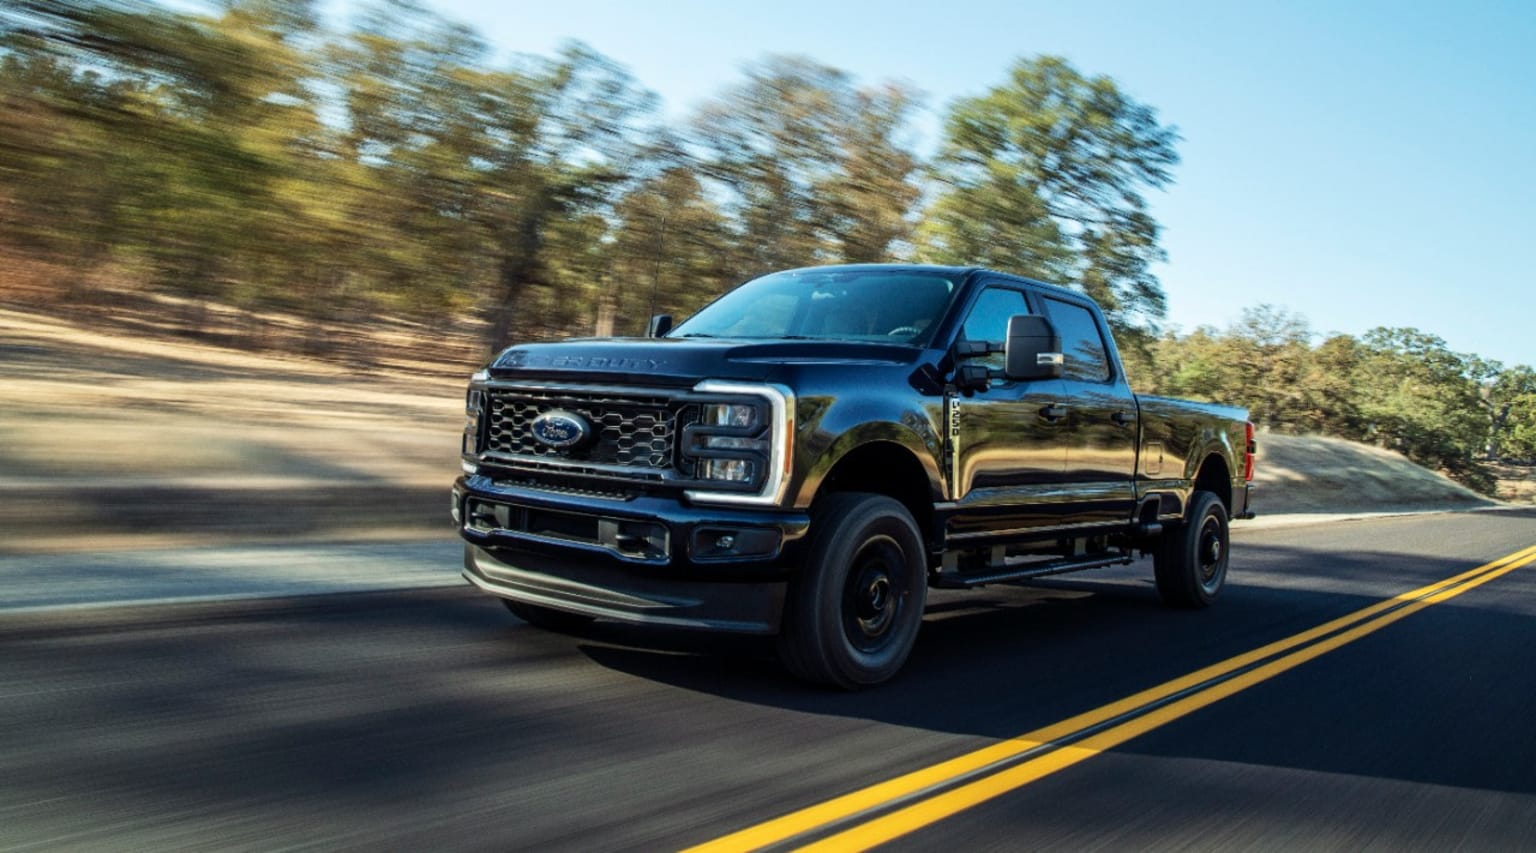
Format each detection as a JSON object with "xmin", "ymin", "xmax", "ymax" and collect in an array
[{"xmin": 530, "ymin": 410, "xmax": 591, "ymax": 449}]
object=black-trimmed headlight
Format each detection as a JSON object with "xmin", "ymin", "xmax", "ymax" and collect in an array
[
  {"xmin": 685, "ymin": 381, "xmax": 794, "ymax": 507},
  {"xmin": 702, "ymin": 402, "xmax": 758, "ymax": 429},
  {"xmin": 463, "ymin": 373, "xmax": 487, "ymax": 457},
  {"xmin": 684, "ymin": 400, "xmax": 769, "ymax": 486}
]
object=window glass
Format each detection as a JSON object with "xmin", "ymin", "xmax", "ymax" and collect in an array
[
  {"xmin": 960, "ymin": 287, "xmax": 1030, "ymax": 372},
  {"xmin": 669, "ymin": 269, "xmax": 957, "ymax": 344},
  {"xmin": 961, "ymin": 287, "xmax": 1030, "ymax": 344},
  {"xmin": 1043, "ymin": 298, "xmax": 1112, "ymax": 382}
]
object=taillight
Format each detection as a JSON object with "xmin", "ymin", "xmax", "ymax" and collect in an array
[{"xmin": 1244, "ymin": 421, "xmax": 1256, "ymax": 481}]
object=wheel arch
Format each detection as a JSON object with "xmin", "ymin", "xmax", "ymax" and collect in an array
[
  {"xmin": 1192, "ymin": 452, "xmax": 1233, "ymax": 512},
  {"xmin": 798, "ymin": 435, "xmax": 942, "ymax": 552}
]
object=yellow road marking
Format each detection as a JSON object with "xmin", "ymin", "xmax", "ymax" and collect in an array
[{"xmin": 686, "ymin": 543, "xmax": 1536, "ymax": 853}]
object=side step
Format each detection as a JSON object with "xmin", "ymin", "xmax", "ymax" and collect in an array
[{"xmin": 933, "ymin": 551, "xmax": 1134, "ymax": 589}]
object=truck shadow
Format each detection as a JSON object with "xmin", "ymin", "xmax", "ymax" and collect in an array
[{"xmin": 573, "ymin": 535, "xmax": 1536, "ymax": 796}]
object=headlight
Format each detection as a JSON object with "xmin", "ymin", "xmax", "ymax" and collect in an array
[
  {"xmin": 702, "ymin": 403, "xmax": 758, "ymax": 428},
  {"xmin": 698, "ymin": 458, "xmax": 755, "ymax": 483},
  {"xmin": 685, "ymin": 399, "xmax": 768, "ymax": 486},
  {"xmin": 463, "ymin": 386, "xmax": 485, "ymax": 456},
  {"xmin": 684, "ymin": 382, "xmax": 794, "ymax": 506}
]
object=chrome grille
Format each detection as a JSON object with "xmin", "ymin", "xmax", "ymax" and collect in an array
[{"xmin": 484, "ymin": 389, "xmax": 684, "ymax": 471}]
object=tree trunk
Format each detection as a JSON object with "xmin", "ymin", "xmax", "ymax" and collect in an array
[{"xmin": 484, "ymin": 201, "xmax": 551, "ymax": 356}]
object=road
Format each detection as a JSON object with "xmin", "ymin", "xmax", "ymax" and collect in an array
[{"xmin": 3, "ymin": 508, "xmax": 1534, "ymax": 851}]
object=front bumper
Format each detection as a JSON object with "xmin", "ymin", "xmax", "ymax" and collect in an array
[{"xmin": 453, "ymin": 475, "xmax": 810, "ymax": 633}]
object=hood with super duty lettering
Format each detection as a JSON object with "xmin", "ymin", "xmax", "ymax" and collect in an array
[{"xmin": 485, "ymin": 336, "xmax": 929, "ymax": 387}]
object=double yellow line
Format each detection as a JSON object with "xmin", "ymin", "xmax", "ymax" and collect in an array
[{"xmin": 689, "ymin": 543, "xmax": 1536, "ymax": 852}]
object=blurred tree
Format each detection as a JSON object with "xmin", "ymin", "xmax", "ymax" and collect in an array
[
  {"xmin": 1224, "ymin": 305, "xmax": 1315, "ymax": 431},
  {"xmin": 817, "ymin": 81, "xmax": 924, "ymax": 263},
  {"xmin": 471, "ymin": 42, "xmax": 657, "ymax": 351},
  {"xmin": 1148, "ymin": 325, "xmax": 1241, "ymax": 403},
  {"xmin": 690, "ymin": 55, "xmax": 923, "ymax": 275},
  {"xmin": 601, "ymin": 160, "xmax": 734, "ymax": 335},
  {"xmin": 326, "ymin": 0, "xmax": 498, "ymax": 325},
  {"xmin": 0, "ymin": 38, "xmax": 123, "ymax": 266},
  {"xmin": 1, "ymin": 0, "xmax": 327, "ymax": 332},
  {"xmin": 1302, "ymin": 333, "xmax": 1366, "ymax": 438},
  {"xmin": 921, "ymin": 55, "xmax": 1178, "ymax": 336}
]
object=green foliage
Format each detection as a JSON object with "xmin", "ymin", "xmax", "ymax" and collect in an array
[
  {"xmin": 1487, "ymin": 365, "xmax": 1536, "ymax": 461},
  {"xmin": 4, "ymin": 2, "xmax": 1530, "ymax": 493},
  {"xmin": 920, "ymin": 55, "xmax": 1179, "ymax": 336},
  {"xmin": 1146, "ymin": 313, "xmax": 1531, "ymax": 494},
  {"xmin": 689, "ymin": 55, "xmax": 923, "ymax": 275},
  {"xmin": 1350, "ymin": 328, "xmax": 1499, "ymax": 491}
]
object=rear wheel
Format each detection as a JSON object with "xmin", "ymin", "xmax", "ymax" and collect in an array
[
  {"xmin": 1154, "ymin": 490, "xmax": 1229, "ymax": 608},
  {"xmin": 778, "ymin": 493, "xmax": 928, "ymax": 689},
  {"xmin": 502, "ymin": 598, "xmax": 596, "ymax": 632}
]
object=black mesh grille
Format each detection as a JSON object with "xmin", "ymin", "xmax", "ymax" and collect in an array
[{"xmin": 484, "ymin": 389, "xmax": 691, "ymax": 472}]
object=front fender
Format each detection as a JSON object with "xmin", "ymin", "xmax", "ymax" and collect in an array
[{"xmin": 789, "ymin": 400, "xmax": 946, "ymax": 509}]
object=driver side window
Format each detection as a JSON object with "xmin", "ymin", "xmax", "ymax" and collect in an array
[{"xmin": 961, "ymin": 287, "xmax": 1031, "ymax": 371}]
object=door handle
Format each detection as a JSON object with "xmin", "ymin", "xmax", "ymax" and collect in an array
[
  {"xmin": 1039, "ymin": 404, "xmax": 1068, "ymax": 422},
  {"xmin": 1111, "ymin": 410, "xmax": 1136, "ymax": 426}
]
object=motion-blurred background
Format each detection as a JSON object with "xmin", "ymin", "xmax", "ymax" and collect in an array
[{"xmin": 1, "ymin": 1, "xmax": 1532, "ymax": 555}]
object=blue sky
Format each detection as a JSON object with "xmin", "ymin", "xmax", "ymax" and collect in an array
[{"xmin": 330, "ymin": 0, "xmax": 1536, "ymax": 368}]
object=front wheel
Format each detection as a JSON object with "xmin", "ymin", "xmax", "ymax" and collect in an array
[
  {"xmin": 778, "ymin": 493, "xmax": 928, "ymax": 689},
  {"xmin": 1154, "ymin": 490, "xmax": 1230, "ymax": 608}
]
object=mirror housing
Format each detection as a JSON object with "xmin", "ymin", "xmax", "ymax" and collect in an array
[
  {"xmin": 647, "ymin": 314, "xmax": 674, "ymax": 338},
  {"xmin": 1004, "ymin": 314, "xmax": 1063, "ymax": 381}
]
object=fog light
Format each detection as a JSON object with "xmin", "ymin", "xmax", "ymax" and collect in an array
[
  {"xmin": 699, "ymin": 458, "xmax": 754, "ymax": 482},
  {"xmin": 691, "ymin": 526, "xmax": 782, "ymax": 560}
]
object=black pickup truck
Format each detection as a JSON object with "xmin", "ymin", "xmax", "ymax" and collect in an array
[{"xmin": 453, "ymin": 264, "xmax": 1254, "ymax": 687}]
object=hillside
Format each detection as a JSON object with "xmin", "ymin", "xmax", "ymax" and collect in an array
[
  {"xmin": 0, "ymin": 305, "xmax": 1520, "ymax": 554},
  {"xmin": 1251, "ymin": 433, "xmax": 1496, "ymax": 515}
]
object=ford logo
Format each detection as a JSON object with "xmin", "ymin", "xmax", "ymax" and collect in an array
[{"xmin": 530, "ymin": 410, "xmax": 591, "ymax": 449}]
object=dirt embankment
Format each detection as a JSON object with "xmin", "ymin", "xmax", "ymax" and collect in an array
[
  {"xmin": 0, "ymin": 306, "xmax": 467, "ymax": 553},
  {"xmin": 1250, "ymin": 433, "xmax": 1497, "ymax": 515},
  {"xmin": 0, "ymin": 304, "xmax": 1522, "ymax": 554}
]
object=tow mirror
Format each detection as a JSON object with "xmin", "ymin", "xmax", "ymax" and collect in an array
[
  {"xmin": 1003, "ymin": 314, "xmax": 1063, "ymax": 381},
  {"xmin": 647, "ymin": 314, "xmax": 674, "ymax": 338}
]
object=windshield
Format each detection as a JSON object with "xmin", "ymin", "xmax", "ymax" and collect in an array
[{"xmin": 670, "ymin": 269, "xmax": 960, "ymax": 345}]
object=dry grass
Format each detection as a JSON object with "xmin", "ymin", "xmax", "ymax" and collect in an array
[
  {"xmin": 2, "ymin": 303, "xmax": 1524, "ymax": 554},
  {"xmin": 0, "ymin": 304, "xmax": 470, "ymax": 552},
  {"xmin": 1488, "ymin": 461, "xmax": 1536, "ymax": 504},
  {"xmin": 1251, "ymin": 433, "xmax": 1499, "ymax": 514}
]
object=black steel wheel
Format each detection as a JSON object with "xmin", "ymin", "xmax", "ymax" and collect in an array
[
  {"xmin": 1154, "ymin": 490, "xmax": 1230, "ymax": 608},
  {"xmin": 502, "ymin": 598, "xmax": 596, "ymax": 632},
  {"xmin": 778, "ymin": 492, "xmax": 928, "ymax": 688}
]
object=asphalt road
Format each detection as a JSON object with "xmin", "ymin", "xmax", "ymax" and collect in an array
[{"xmin": 3, "ymin": 508, "xmax": 1534, "ymax": 852}]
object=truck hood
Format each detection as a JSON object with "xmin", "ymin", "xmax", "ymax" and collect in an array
[{"xmin": 486, "ymin": 337, "xmax": 924, "ymax": 386}]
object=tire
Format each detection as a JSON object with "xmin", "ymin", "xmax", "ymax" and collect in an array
[
  {"xmin": 1154, "ymin": 490, "xmax": 1230, "ymax": 608},
  {"xmin": 778, "ymin": 493, "xmax": 928, "ymax": 689},
  {"xmin": 502, "ymin": 598, "xmax": 596, "ymax": 632}
]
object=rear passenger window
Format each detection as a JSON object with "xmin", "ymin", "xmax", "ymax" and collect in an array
[{"xmin": 1043, "ymin": 298, "xmax": 1112, "ymax": 382}]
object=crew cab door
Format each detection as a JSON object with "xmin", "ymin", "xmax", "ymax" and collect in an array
[
  {"xmin": 1037, "ymin": 294, "xmax": 1139, "ymax": 525},
  {"xmin": 945, "ymin": 283, "xmax": 1069, "ymax": 539}
]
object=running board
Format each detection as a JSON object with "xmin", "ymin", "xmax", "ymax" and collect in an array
[{"xmin": 933, "ymin": 552, "xmax": 1134, "ymax": 589}]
